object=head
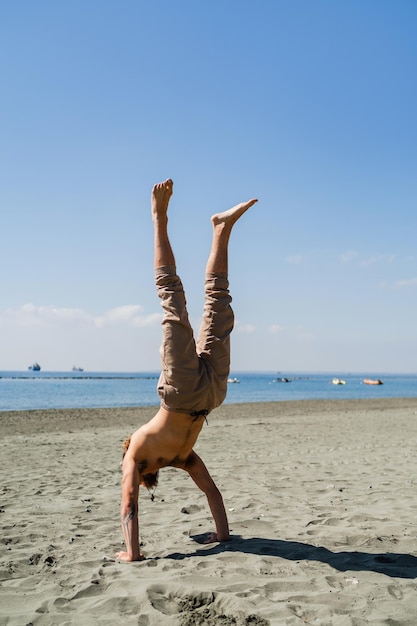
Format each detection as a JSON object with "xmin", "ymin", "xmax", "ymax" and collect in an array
[{"xmin": 122, "ymin": 437, "xmax": 131, "ymax": 458}]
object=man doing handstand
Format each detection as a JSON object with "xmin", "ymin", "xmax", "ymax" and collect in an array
[{"xmin": 116, "ymin": 179, "xmax": 257, "ymax": 562}]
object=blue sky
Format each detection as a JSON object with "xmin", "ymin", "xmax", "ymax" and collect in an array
[{"xmin": 1, "ymin": 0, "xmax": 416, "ymax": 373}]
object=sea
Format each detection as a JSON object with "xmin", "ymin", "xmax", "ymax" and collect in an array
[{"xmin": 0, "ymin": 371, "xmax": 416, "ymax": 412}]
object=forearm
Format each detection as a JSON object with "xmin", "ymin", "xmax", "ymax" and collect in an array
[
  {"xmin": 120, "ymin": 502, "xmax": 142, "ymax": 560},
  {"xmin": 207, "ymin": 488, "xmax": 230, "ymax": 541}
]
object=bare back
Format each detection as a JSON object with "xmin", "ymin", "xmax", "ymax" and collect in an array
[{"xmin": 126, "ymin": 407, "xmax": 206, "ymax": 474}]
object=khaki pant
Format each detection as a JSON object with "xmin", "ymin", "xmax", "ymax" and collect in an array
[{"xmin": 155, "ymin": 265, "xmax": 233, "ymax": 414}]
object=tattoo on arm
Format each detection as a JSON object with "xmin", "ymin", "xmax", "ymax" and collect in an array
[
  {"xmin": 122, "ymin": 504, "xmax": 136, "ymax": 524},
  {"xmin": 121, "ymin": 504, "xmax": 136, "ymax": 551}
]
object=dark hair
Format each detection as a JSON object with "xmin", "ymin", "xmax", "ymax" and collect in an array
[
  {"xmin": 142, "ymin": 471, "xmax": 159, "ymax": 490},
  {"xmin": 122, "ymin": 437, "xmax": 131, "ymax": 458}
]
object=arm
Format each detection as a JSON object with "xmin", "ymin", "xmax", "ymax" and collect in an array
[
  {"xmin": 185, "ymin": 451, "xmax": 230, "ymax": 542},
  {"xmin": 115, "ymin": 456, "xmax": 144, "ymax": 562}
]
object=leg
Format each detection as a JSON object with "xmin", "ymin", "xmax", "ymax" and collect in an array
[
  {"xmin": 196, "ymin": 198, "xmax": 258, "ymax": 399},
  {"xmin": 152, "ymin": 180, "xmax": 201, "ymax": 411},
  {"xmin": 152, "ymin": 179, "xmax": 175, "ymax": 269},
  {"xmin": 206, "ymin": 198, "xmax": 258, "ymax": 274}
]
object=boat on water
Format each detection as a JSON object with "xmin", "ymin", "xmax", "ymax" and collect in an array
[
  {"xmin": 72, "ymin": 366, "xmax": 84, "ymax": 372},
  {"xmin": 332, "ymin": 378, "xmax": 346, "ymax": 385},
  {"xmin": 227, "ymin": 377, "xmax": 240, "ymax": 383},
  {"xmin": 276, "ymin": 377, "xmax": 291, "ymax": 383},
  {"xmin": 363, "ymin": 378, "xmax": 383, "ymax": 385},
  {"xmin": 28, "ymin": 362, "xmax": 41, "ymax": 371}
]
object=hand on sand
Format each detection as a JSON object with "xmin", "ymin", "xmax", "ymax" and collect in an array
[
  {"xmin": 115, "ymin": 551, "xmax": 145, "ymax": 562},
  {"xmin": 203, "ymin": 532, "xmax": 222, "ymax": 544}
]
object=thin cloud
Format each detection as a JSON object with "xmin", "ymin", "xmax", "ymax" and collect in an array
[
  {"xmin": 268, "ymin": 324, "xmax": 284, "ymax": 334},
  {"xmin": 285, "ymin": 254, "xmax": 305, "ymax": 265},
  {"xmin": 379, "ymin": 276, "xmax": 417, "ymax": 290},
  {"xmin": 0, "ymin": 303, "xmax": 162, "ymax": 328},
  {"xmin": 395, "ymin": 277, "xmax": 417, "ymax": 288},
  {"xmin": 95, "ymin": 305, "xmax": 161, "ymax": 328},
  {"xmin": 235, "ymin": 322, "xmax": 257, "ymax": 333},
  {"xmin": 339, "ymin": 250, "xmax": 359, "ymax": 263},
  {"xmin": 359, "ymin": 254, "xmax": 395, "ymax": 267},
  {"xmin": 340, "ymin": 251, "xmax": 396, "ymax": 266},
  {"xmin": 295, "ymin": 326, "xmax": 317, "ymax": 341},
  {"xmin": 1, "ymin": 303, "xmax": 92, "ymax": 326}
]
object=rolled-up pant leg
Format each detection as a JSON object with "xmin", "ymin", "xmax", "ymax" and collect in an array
[
  {"xmin": 155, "ymin": 265, "xmax": 202, "ymax": 412},
  {"xmin": 196, "ymin": 272, "xmax": 234, "ymax": 409}
]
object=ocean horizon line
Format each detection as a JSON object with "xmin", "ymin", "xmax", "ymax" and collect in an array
[{"xmin": 2, "ymin": 369, "xmax": 417, "ymax": 376}]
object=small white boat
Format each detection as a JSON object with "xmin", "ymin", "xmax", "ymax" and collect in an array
[
  {"xmin": 227, "ymin": 377, "xmax": 240, "ymax": 384},
  {"xmin": 332, "ymin": 378, "xmax": 346, "ymax": 385}
]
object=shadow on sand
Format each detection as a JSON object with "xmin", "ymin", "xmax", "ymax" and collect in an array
[{"xmin": 164, "ymin": 535, "xmax": 417, "ymax": 579}]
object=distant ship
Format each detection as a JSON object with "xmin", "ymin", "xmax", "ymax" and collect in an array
[
  {"xmin": 72, "ymin": 366, "xmax": 84, "ymax": 372},
  {"xmin": 28, "ymin": 362, "xmax": 41, "ymax": 371}
]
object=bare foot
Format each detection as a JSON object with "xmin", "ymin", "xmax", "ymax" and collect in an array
[
  {"xmin": 115, "ymin": 550, "xmax": 146, "ymax": 562},
  {"xmin": 152, "ymin": 179, "xmax": 173, "ymax": 219},
  {"xmin": 202, "ymin": 531, "xmax": 230, "ymax": 544},
  {"xmin": 211, "ymin": 198, "xmax": 258, "ymax": 229}
]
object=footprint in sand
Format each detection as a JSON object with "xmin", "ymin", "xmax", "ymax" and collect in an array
[
  {"xmin": 180, "ymin": 504, "xmax": 202, "ymax": 515},
  {"xmin": 146, "ymin": 585, "xmax": 270, "ymax": 625},
  {"xmin": 387, "ymin": 585, "xmax": 403, "ymax": 600}
]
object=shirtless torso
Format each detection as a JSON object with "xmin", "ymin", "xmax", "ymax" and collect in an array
[{"xmin": 126, "ymin": 408, "xmax": 206, "ymax": 475}]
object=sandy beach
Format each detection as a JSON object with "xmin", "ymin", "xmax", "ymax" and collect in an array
[{"xmin": 2, "ymin": 398, "xmax": 417, "ymax": 625}]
